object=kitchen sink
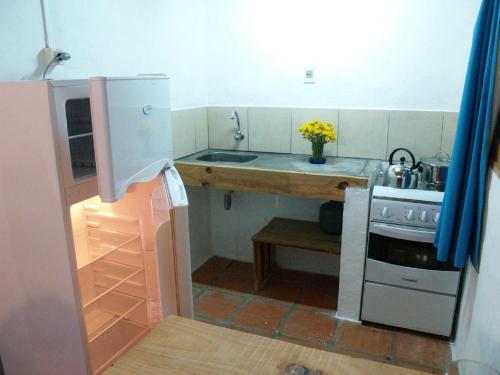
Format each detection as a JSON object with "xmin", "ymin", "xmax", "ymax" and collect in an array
[{"xmin": 196, "ymin": 152, "xmax": 258, "ymax": 163}]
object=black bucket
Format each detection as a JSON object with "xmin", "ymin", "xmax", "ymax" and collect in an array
[{"xmin": 319, "ymin": 201, "xmax": 344, "ymax": 235}]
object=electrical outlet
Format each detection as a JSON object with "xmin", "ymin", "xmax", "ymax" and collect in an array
[
  {"xmin": 304, "ymin": 66, "xmax": 316, "ymax": 84},
  {"xmin": 41, "ymin": 48, "xmax": 68, "ymax": 66}
]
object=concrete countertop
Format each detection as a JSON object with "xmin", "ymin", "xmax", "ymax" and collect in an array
[{"xmin": 175, "ymin": 149, "xmax": 381, "ymax": 183}]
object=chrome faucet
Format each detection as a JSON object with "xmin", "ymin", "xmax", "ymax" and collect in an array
[{"xmin": 230, "ymin": 110, "xmax": 244, "ymax": 141}]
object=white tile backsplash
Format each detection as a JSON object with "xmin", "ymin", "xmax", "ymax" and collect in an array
[
  {"xmin": 172, "ymin": 109, "xmax": 197, "ymax": 159},
  {"xmin": 291, "ymin": 108, "xmax": 339, "ymax": 156},
  {"xmin": 172, "ymin": 106, "xmax": 458, "ymax": 162},
  {"xmin": 208, "ymin": 107, "xmax": 249, "ymax": 151},
  {"xmin": 338, "ymin": 109, "xmax": 389, "ymax": 159},
  {"xmin": 248, "ymin": 107, "xmax": 292, "ymax": 153},
  {"xmin": 388, "ymin": 110, "xmax": 444, "ymax": 161},
  {"xmin": 195, "ymin": 107, "xmax": 209, "ymax": 152},
  {"xmin": 442, "ymin": 112, "xmax": 459, "ymax": 156}
]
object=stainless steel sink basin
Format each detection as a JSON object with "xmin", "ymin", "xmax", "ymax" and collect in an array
[{"xmin": 196, "ymin": 152, "xmax": 258, "ymax": 163}]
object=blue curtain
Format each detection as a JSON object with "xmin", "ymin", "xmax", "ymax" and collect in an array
[{"xmin": 434, "ymin": 0, "xmax": 500, "ymax": 269}]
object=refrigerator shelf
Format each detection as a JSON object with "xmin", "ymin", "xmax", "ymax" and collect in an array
[
  {"xmin": 85, "ymin": 291, "xmax": 145, "ymax": 343},
  {"xmin": 88, "ymin": 313, "xmax": 149, "ymax": 374},
  {"xmin": 81, "ymin": 263, "xmax": 144, "ymax": 308},
  {"xmin": 77, "ymin": 228, "xmax": 141, "ymax": 270}
]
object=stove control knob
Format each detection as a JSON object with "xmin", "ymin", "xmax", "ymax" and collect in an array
[
  {"xmin": 405, "ymin": 209, "xmax": 416, "ymax": 221},
  {"xmin": 419, "ymin": 210, "xmax": 429, "ymax": 222},
  {"xmin": 381, "ymin": 207, "xmax": 390, "ymax": 218},
  {"xmin": 433, "ymin": 212, "xmax": 440, "ymax": 224}
]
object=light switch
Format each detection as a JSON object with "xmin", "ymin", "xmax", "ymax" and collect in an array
[{"xmin": 304, "ymin": 66, "xmax": 316, "ymax": 84}]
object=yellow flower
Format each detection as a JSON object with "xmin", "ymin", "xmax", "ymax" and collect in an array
[{"xmin": 298, "ymin": 119, "xmax": 336, "ymax": 144}]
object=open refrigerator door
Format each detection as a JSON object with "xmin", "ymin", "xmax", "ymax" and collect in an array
[
  {"xmin": 70, "ymin": 171, "xmax": 192, "ymax": 374},
  {"xmin": 89, "ymin": 76, "xmax": 173, "ymax": 203}
]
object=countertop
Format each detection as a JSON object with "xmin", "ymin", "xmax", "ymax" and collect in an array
[
  {"xmin": 176, "ymin": 149, "xmax": 381, "ymax": 180},
  {"xmin": 174, "ymin": 150, "xmax": 381, "ymax": 202}
]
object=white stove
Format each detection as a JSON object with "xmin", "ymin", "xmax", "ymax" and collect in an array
[{"xmin": 361, "ymin": 185, "xmax": 460, "ymax": 337}]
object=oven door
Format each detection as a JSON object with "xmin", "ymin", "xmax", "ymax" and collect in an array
[
  {"xmin": 366, "ymin": 221, "xmax": 460, "ymax": 294},
  {"xmin": 368, "ymin": 222, "xmax": 456, "ymax": 271}
]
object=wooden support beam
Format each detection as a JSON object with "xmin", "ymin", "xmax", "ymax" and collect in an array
[{"xmin": 175, "ymin": 163, "xmax": 368, "ymax": 202}]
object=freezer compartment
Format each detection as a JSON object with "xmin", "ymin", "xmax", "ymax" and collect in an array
[
  {"xmin": 88, "ymin": 303, "xmax": 149, "ymax": 374},
  {"xmin": 361, "ymin": 281, "xmax": 457, "ymax": 336}
]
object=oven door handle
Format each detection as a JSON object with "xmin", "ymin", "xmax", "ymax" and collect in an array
[{"xmin": 370, "ymin": 223, "xmax": 435, "ymax": 243}]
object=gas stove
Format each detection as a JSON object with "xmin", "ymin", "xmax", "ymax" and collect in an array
[
  {"xmin": 362, "ymin": 185, "xmax": 459, "ymax": 337},
  {"xmin": 371, "ymin": 186, "xmax": 444, "ymax": 229}
]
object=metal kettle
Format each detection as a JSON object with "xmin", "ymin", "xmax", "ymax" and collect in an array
[{"xmin": 385, "ymin": 148, "xmax": 417, "ymax": 189}]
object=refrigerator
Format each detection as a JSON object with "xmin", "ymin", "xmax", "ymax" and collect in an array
[{"xmin": 0, "ymin": 76, "xmax": 193, "ymax": 375}]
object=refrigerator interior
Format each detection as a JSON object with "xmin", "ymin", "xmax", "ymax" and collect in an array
[{"xmin": 69, "ymin": 178, "xmax": 164, "ymax": 374}]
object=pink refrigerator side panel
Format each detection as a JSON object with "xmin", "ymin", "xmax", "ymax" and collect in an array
[{"xmin": 0, "ymin": 81, "xmax": 90, "ymax": 375}]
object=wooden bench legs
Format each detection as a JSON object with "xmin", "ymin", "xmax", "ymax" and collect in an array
[{"xmin": 253, "ymin": 241, "xmax": 276, "ymax": 292}]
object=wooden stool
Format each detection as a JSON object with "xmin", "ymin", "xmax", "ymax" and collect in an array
[{"xmin": 251, "ymin": 217, "xmax": 341, "ymax": 292}]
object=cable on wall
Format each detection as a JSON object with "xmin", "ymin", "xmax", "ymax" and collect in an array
[{"xmin": 40, "ymin": 0, "xmax": 50, "ymax": 48}]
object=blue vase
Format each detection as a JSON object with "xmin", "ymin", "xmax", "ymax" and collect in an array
[{"xmin": 309, "ymin": 157, "xmax": 326, "ymax": 164}]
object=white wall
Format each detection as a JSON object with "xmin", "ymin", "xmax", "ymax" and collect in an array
[
  {"xmin": 0, "ymin": 0, "xmax": 208, "ymax": 110},
  {"xmin": 207, "ymin": 189, "xmax": 341, "ymax": 276},
  {"xmin": 452, "ymin": 170, "xmax": 500, "ymax": 371},
  {"xmin": 205, "ymin": 0, "xmax": 481, "ymax": 110},
  {"xmin": 1, "ymin": 1, "xmax": 481, "ymax": 111}
]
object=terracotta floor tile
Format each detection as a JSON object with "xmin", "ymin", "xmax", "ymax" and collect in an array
[
  {"xmin": 336, "ymin": 322, "xmax": 393, "ymax": 357},
  {"xmin": 227, "ymin": 324, "xmax": 275, "ymax": 338},
  {"xmin": 332, "ymin": 347, "xmax": 390, "ymax": 365},
  {"xmin": 393, "ymin": 361, "xmax": 445, "ymax": 374},
  {"xmin": 194, "ymin": 315, "xmax": 228, "ymax": 328},
  {"xmin": 394, "ymin": 331, "xmax": 450, "ymax": 369},
  {"xmin": 212, "ymin": 271, "xmax": 254, "ymax": 293},
  {"xmin": 276, "ymin": 335, "xmax": 329, "ymax": 351},
  {"xmin": 272, "ymin": 268, "xmax": 311, "ymax": 284},
  {"xmin": 233, "ymin": 298, "xmax": 290, "ymax": 332},
  {"xmin": 192, "ymin": 256, "xmax": 232, "ymax": 285},
  {"xmin": 282, "ymin": 307, "xmax": 337, "ymax": 345},
  {"xmin": 192, "ymin": 267, "xmax": 219, "ymax": 285},
  {"xmin": 194, "ymin": 290, "xmax": 244, "ymax": 320},
  {"xmin": 299, "ymin": 287, "xmax": 338, "ymax": 310},
  {"xmin": 225, "ymin": 260, "xmax": 254, "ymax": 276},
  {"xmin": 309, "ymin": 274, "xmax": 340, "ymax": 289},
  {"xmin": 257, "ymin": 279, "xmax": 302, "ymax": 303}
]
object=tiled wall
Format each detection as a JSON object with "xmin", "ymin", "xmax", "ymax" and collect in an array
[
  {"xmin": 172, "ymin": 107, "xmax": 209, "ymax": 158},
  {"xmin": 172, "ymin": 107, "xmax": 458, "ymax": 161}
]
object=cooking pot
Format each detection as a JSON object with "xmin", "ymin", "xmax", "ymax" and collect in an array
[
  {"xmin": 420, "ymin": 152, "xmax": 450, "ymax": 192},
  {"xmin": 385, "ymin": 148, "xmax": 417, "ymax": 189}
]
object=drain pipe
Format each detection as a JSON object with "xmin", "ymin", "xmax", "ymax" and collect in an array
[{"xmin": 224, "ymin": 190, "xmax": 233, "ymax": 210}]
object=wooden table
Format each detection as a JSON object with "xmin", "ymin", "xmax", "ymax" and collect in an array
[
  {"xmin": 252, "ymin": 218, "xmax": 341, "ymax": 291},
  {"xmin": 106, "ymin": 316, "xmax": 428, "ymax": 374}
]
